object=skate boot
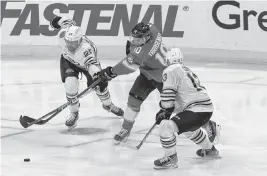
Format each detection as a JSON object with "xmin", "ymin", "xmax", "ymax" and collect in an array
[
  {"xmin": 113, "ymin": 127, "xmax": 130, "ymax": 144},
  {"xmin": 196, "ymin": 145, "xmax": 219, "ymax": 157},
  {"xmin": 154, "ymin": 153, "xmax": 178, "ymax": 170},
  {"xmin": 65, "ymin": 111, "xmax": 79, "ymax": 130},
  {"xmin": 103, "ymin": 103, "xmax": 124, "ymax": 116},
  {"xmin": 203, "ymin": 120, "xmax": 221, "ymax": 144}
]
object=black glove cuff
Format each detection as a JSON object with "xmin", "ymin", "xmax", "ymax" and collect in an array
[
  {"xmin": 50, "ymin": 16, "xmax": 62, "ymax": 29},
  {"xmin": 107, "ymin": 67, "xmax": 117, "ymax": 78}
]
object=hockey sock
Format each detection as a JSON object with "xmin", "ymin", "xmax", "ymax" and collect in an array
[
  {"xmin": 96, "ymin": 88, "xmax": 112, "ymax": 106},
  {"xmin": 159, "ymin": 120, "xmax": 177, "ymax": 156},
  {"xmin": 122, "ymin": 119, "xmax": 135, "ymax": 131},
  {"xmin": 160, "ymin": 134, "xmax": 177, "ymax": 156},
  {"xmin": 65, "ymin": 77, "xmax": 79, "ymax": 113},
  {"xmin": 187, "ymin": 128, "xmax": 212, "ymax": 149}
]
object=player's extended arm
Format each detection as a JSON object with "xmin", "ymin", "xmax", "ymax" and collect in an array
[{"xmin": 95, "ymin": 54, "xmax": 140, "ymax": 83}]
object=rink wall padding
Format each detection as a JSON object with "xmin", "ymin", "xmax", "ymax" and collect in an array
[
  {"xmin": 2, "ymin": 45, "xmax": 267, "ymax": 65},
  {"xmin": 1, "ymin": 1, "xmax": 267, "ymax": 53}
]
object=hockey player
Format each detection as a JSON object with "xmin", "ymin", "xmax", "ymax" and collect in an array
[
  {"xmin": 94, "ymin": 22, "xmax": 219, "ymax": 144},
  {"xmin": 50, "ymin": 16, "xmax": 124, "ymax": 130},
  {"xmin": 153, "ymin": 48, "xmax": 219, "ymax": 169}
]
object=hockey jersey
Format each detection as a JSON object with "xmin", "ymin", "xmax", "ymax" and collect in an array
[
  {"xmin": 112, "ymin": 24, "xmax": 168, "ymax": 83},
  {"xmin": 58, "ymin": 27, "xmax": 101, "ymax": 76},
  {"xmin": 160, "ymin": 64, "xmax": 214, "ymax": 113}
]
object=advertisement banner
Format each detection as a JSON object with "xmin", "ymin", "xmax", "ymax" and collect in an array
[{"xmin": 1, "ymin": 0, "xmax": 267, "ymax": 53}]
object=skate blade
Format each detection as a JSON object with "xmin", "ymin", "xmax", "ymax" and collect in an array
[
  {"xmin": 67, "ymin": 123, "xmax": 77, "ymax": 131},
  {"xmin": 113, "ymin": 137, "xmax": 129, "ymax": 145},
  {"xmin": 198, "ymin": 152, "xmax": 221, "ymax": 159},
  {"xmin": 154, "ymin": 164, "xmax": 178, "ymax": 170}
]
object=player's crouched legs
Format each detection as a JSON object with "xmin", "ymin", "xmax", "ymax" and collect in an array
[
  {"xmin": 154, "ymin": 120, "xmax": 178, "ymax": 170},
  {"xmin": 184, "ymin": 129, "xmax": 219, "ymax": 157},
  {"xmin": 64, "ymin": 76, "xmax": 80, "ymax": 130},
  {"xmin": 172, "ymin": 111, "xmax": 219, "ymax": 157}
]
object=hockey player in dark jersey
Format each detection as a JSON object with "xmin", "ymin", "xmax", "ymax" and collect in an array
[{"xmin": 95, "ymin": 22, "xmax": 220, "ymax": 144}]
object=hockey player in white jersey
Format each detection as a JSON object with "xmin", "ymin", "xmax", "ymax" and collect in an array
[
  {"xmin": 153, "ymin": 48, "xmax": 219, "ymax": 170},
  {"xmin": 50, "ymin": 16, "xmax": 124, "ymax": 130}
]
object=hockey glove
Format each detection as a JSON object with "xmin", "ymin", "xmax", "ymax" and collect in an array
[
  {"xmin": 50, "ymin": 16, "xmax": 76, "ymax": 29},
  {"xmin": 155, "ymin": 106, "xmax": 175, "ymax": 125},
  {"xmin": 126, "ymin": 40, "xmax": 131, "ymax": 55},
  {"xmin": 92, "ymin": 75, "xmax": 108, "ymax": 92},
  {"xmin": 93, "ymin": 67, "xmax": 117, "ymax": 87}
]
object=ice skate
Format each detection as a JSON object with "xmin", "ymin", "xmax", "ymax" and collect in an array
[
  {"xmin": 196, "ymin": 145, "xmax": 219, "ymax": 157},
  {"xmin": 113, "ymin": 127, "xmax": 130, "ymax": 144},
  {"xmin": 65, "ymin": 111, "xmax": 79, "ymax": 130},
  {"xmin": 154, "ymin": 153, "xmax": 178, "ymax": 170},
  {"xmin": 203, "ymin": 120, "xmax": 221, "ymax": 144},
  {"xmin": 103, "ymin": 103, "xmax": 124, "ymax": 116}
]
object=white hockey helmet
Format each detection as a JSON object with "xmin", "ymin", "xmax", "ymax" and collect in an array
[
  {"xmin": 165, "ymin": 48, "xmax": 184, "ymax": 65},
  {"xmin": 64, "ymin": 25, "xmax": 83, "ymax": 42}
]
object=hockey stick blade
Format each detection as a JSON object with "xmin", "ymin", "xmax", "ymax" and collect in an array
[
  {"xmin": 19, "ymin": 115, "xmax": 30, "ymax": 128},
  {"xmin": 21, "ymin": 116, "xmax": 46, "ymax": 125},
  {"xmin": 18, "ymin": 79, "xmax": 101, "ymax": 128}
]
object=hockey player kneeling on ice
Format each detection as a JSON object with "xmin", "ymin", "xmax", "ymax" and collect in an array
[
  {"xmin": 50, "ymin": 16, "xmax": 124, "ymax": 130},
  {"xmin": 153, "ymin": 48, "xmax": 219, "ymax": 170}
]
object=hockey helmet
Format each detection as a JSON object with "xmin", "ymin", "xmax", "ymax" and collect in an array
[
  {"xmin": 64, "ymin": 26, "xmax": 83, "ymax": 51},
  {"xmin": 129, "ymin": 22, "xmax": 151, "ymax": 46},
  {"xmin": 165, "ymin": 48, "xmax": 184, "ymax": 65}
]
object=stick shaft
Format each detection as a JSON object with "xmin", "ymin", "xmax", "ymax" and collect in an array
[
  {"xmin": 136, "ymin": 123, "xmax": 157, "ymax": 149},
  {"xmin": 24, "ymin": 79, "xmax": 100, "ymax": 127}
]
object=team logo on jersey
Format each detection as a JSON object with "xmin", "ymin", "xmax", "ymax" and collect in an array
[
  {"xmin": 162, "ymin": 73, "xmax": 167, "ymax": 82},
  {"xmin": 127, "ymin": 56, "xmax": 134, "ymax": 64}
]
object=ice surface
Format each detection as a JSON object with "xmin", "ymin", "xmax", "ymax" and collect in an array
[{"xmin": 1, "ymin": 58, "xmax": 267, "ymax": 176}]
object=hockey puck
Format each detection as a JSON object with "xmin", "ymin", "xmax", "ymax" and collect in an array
[{"xmin": 24, "ymin": 158, "xmax": 30, "ymax": 162}]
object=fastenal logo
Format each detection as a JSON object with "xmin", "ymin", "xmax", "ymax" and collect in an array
[
  {"xmin": 1, "ymin": 2, "xmax": 190, "ymax": 37},
  {"xmin": 212, "ymin": 1, "xmax": 267, "ymax": 31}
]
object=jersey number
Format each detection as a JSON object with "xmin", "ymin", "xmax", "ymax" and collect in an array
[
  {"xmin": 155, "ymin": 44, "xmax": 168, "ymax": 66},
  {"xmin": 134, "ymin": 47, "xmax": 142, "ymax": 54},
  {"xmin": 183, "ymin": 66, "xmax": 205, "ymax": 91},
  {"xmin": 83, "ymin": 49, "xmax": 92, "ymax": 57}
]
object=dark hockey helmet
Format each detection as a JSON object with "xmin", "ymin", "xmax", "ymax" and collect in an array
[{"xmin": 129, "ymin": 22, "xmax": 151, "ymax": 46}]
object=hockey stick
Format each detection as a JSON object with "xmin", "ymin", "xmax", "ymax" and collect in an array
[
  {"xmin": 19, "ymin": 79, "xmax": 101, "ymax": 128},
  {"xmin": 133, "ymin": 122, "xmax": 157, "ymax": 150}
]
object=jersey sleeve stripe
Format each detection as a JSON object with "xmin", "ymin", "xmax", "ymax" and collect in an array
[
  {"xmin": 84, "ymin": 57, "xmax": 99, "ymax": 66},
  {"xmin": 162, "ymin": 88, "xmax": 177, "ymax": 92},
  {"xmin": 161, "ymin": 99, "xmax": 176, "ymax": 102}
]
